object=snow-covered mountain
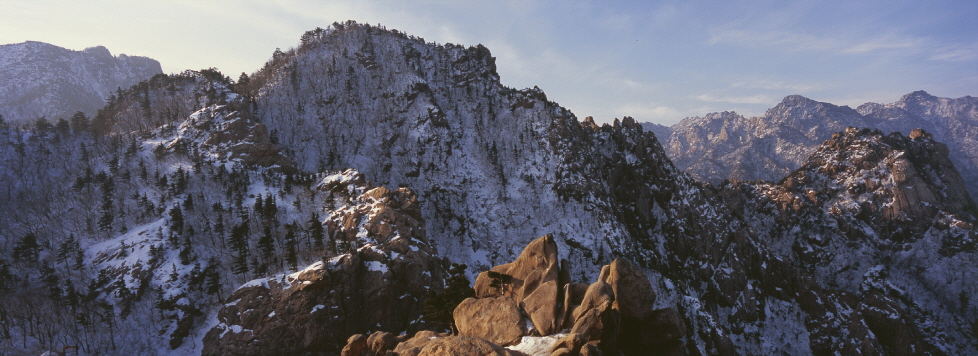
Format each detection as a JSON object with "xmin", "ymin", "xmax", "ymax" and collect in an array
[
  {"xmin": 655, "ymin": 92, "xmax": 978, "ymax": 198},
  {"xmin": 1, "ymin": 22, "xmax": 976, "ymax": 355},
  {"xmin": 721, "ymin": 127, "xmax": 978, "ymax": 354},
  {"xmin": 0, "ymin": 41, "xmax": 162, "ymax": 125}
]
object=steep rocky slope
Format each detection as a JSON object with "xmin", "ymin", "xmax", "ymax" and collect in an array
[
  {"xmin": 249, "ymin": 23, "xmax": 700, "ymax": 277},
  {"xmin": 203, "ymin": 172, "xmax": 445, "ymax": 355},
  {"xmin": 719, "ymin": 128, "xmax": 978, "ymax": 354},
  {"xmin": 858, "ymin": 91, "xmax": 978, "ymax": 199},
  {"xmin": 657, "ymin": 92, "xmax": 978, "ymax": 197},
  {"xmin": 0, "ymin": 41, "xmax": 162, "ymax": 124}
]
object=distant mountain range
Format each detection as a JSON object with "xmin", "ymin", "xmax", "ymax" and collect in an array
[
  {"xmin": 645, "ymin": 91, "xmax": 978, "ymax": 197},
  {"xmin": 0, "ymin": 41, "xmax": 161, "ymax": 124},
  {"xmin": 1, "ymin": 26, "xmax": 976, "ymax": 355}
]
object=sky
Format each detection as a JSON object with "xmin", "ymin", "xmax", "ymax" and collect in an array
[{"xmin": 1, "ymin": 0, "xmax": 976, "ymax": 126}]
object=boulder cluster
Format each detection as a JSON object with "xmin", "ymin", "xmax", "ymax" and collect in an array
[{"xmin": 342, "ymin": 234, "xmax": 686, "ymax": 356}]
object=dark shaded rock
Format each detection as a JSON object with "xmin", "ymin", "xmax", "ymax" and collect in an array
[
  {"xmin": 571, "ymin": 300, "xmax": 620, "ymax": 351},
  {"xmin": 573, "ymin": 282, "xmax": 614, "ymax": 322},
  {"xmin": 619, "ymin": 307, "xmax": 687, "ymax": 356},
  {"xmin": 598, "ymin": 258, "xmax": 655, "ymax": 320}
]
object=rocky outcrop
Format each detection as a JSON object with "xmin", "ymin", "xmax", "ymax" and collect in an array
[
  {"xmin": 341, "ymin": 234, "xmax": 687, "ymax": 356},
  {"xmin": 171, "ymin": 102, "xmax": 297, "ymax": 173},
  {"xmin": 473, "ymin": 234, "xmax": 561, "ymax": 301},
  {"xmin": 749, "ymin": 127, "xmax": 975, "ymax": 246},
  {"xmin": 202, "ymin": 175, "xmax": 445, "ymax": 355}
]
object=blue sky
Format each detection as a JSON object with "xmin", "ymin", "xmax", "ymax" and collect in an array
[{"xmin": 1, "ymin": 0, "xmax": 975, "ymax": 125}]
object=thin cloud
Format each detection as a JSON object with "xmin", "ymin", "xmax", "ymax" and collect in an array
[
  {"xmin": 709, "ymin": 27, "xmax": 926, "ymax": 56},
  {"xmin": 708, "ymin": 29, "xmax": 837, "ymax": 52},
  {"xmin": 731, "ymin": 79, "xmax": 819, "ymax": 92},
  {"xmin": 930, "ymin": 43, "xmax": 978, "ymax": 62},
  {"xmin": 696, "ymin": 94, "xmax": 775, "ymax": 105},
  {"xmin": 615, "ymin": 103, "xmax": 684, "ymax": 123},
  {"xmin": 843, "ymin": 37, "xmax": 924, "ymax": 54}
]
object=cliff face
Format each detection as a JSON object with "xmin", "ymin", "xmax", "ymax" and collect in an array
[{"xmin": 0, "ymin": 41, "xmax": 163, "ymax": 123}]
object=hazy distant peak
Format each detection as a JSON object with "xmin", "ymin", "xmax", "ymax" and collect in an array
[
  {"xmin": 0, "ymin": 41, "xmax": 162, "ymax": 123},
  {"xmin": 82, "ymin": 45, "xmax": 112, "ymax": 58},
  {"xmin": 900, "ymin": 90, "xmax": 936, "ymax": 103},
  {"xmin": 777, "ymin": 94, "xmax": 818, "ymax": 106}
]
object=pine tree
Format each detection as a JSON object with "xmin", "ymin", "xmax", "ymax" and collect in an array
[
  {"xmin": 12, "ymin": 233, "xmax": 41, "ymax": 263},
  {"xmin": 230, "ymin": 222, "xmax": 250, "ymax": 275},
  {"xmin": 73, "ymin": 238, "xmax": 84, "ymax": 269},
  {"xmin": 174, "ymin": 167, "xmax": 188, "ymax": 194},
  {"xmin": 263, "ymin": 194, "xmax": 277, "ymax": 220},
  {"xmin": 308, "ymin": 213, "xmax": 325, "ymax": 250},
  {"xmin": 204, "ymin": 258, "xmax": 222, "ymax": 299},
  {"xmin": 183, "ymin": 195, "xmax": 195, "ymax": 210},
  {"xmin": 423, "ymin": 263, "xmax": 473, "ymax": 333},
  {"xmin": 40, "ymin": 261, "xmax": 62, "ymax": 299},
  {"xmin": 284, "ymin": 224, "xmax": 298, "ymax": 270},
  {"xmin": 254, "ymin": 194, "xmax": 264, "ymax": 215},
  {"xmin": 70, "ymin": 111, "xmax": 90, "ymax": 132},
  {"xmin": 98, "ymin": 179, "xmax": 115, "ymax": 231},
  {"xmin": 258, "ymin": 226, "xmax": 276, "ymax": 267},
  {"xmin": 188, "ymin": 263, "xmax": 204, "ymax": 291},
  {"xmin": 169, "ymin": 205, "xmax": 184, "ymax": 235},
  {"xmin": 179, "ymin": 237, "xmax": 194, "ymax": 265},
  {"xmin": 57, "ymin": 234, "xmax": 77, "ymax": 264},
  {"xmin": 0, "ymin": 259, "xmax": 14, "ymax": 292},
  {"xmin": 251, "ymin": 257, "xmax": 268, "ymax": 276}
]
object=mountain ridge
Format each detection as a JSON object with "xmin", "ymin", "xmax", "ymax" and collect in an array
[
  {"xmin": 0, "ymin": 40, "xmax": 162, "ymax": 124},
  {"xmin": 650, "ymin": 91, "xmax": 978, "ymax": 198}
]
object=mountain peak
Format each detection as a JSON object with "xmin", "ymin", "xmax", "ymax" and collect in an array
[
  {"xmin": 82, "ymin": 45, "xmax": 113, "ymax": 58},
  {"xmin": 779, "ymin": 94, "xmax": 817, "ymax": 106},
  {"xmin": 899, "ymin": 90, "xmax": 937, "ymax": 103}
]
